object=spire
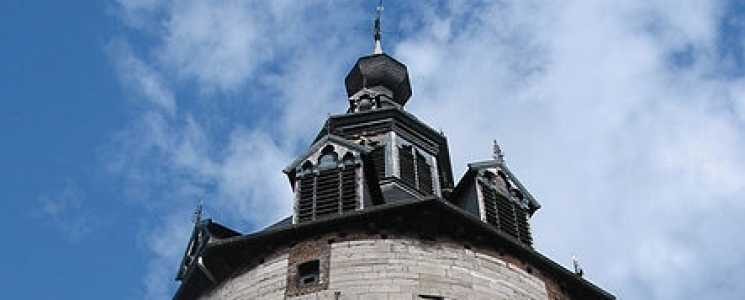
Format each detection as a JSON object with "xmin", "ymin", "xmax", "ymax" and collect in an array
[
  {"xmin": 492, "ymin": 140, "xmax": 505, "ymax": 164},
  {"xmin": 345, "ymin": 0, "xmax": 411, "ymax": 106},
  {"xmin": 573, "ymin": 253, "xmax": 584, "ymax": 277},
  {"xmin": 192, "ymin": 199, "xmax": 204, "ymax": 223},
  {"xmin": 373, "ymin": 0, "xmax": 384, "ymax": 54}
]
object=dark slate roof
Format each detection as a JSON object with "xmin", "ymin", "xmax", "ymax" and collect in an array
[
  {"xmin": 452, "ymin": 160, "xmax": 542, "ymax": 214},
  {"xmin": 203, "ymin": 220, "xmax": 242, "ymax": 238},
  {"xmin": 174, "ymin": 219, "xmax": 242, "ymax": 282},
  {"xmin": 316, "ymin": 107, "xmax": 442, "ymax": 145},
  {"xmin": 173, "ymin": 197, "xmax": 613, "ymax": 300},
  {"xmin": 345, "ymin": 54, "xmax": 412, "ymax": 106},
  {"xmin": 314, "ymin": 107, "xmax": 455, "ymax": 190},
  {"xmin": 261, "ymin": 216, "xmax": 292, "ymax": 231}
]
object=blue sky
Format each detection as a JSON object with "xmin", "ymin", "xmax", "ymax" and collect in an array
[{"xmin": 3, "ymin": 1, "xmax": 745, "ymax": 299}]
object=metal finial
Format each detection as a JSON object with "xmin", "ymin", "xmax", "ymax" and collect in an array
[
  {"xmin": 492, "ymin": 140, "xmax": 504, "ymax": 164},
  {"xmin": 573, "ymin": 253, "xmax": 584, "ymax": 277},
  {"xmin": 192, "ymin": 199, "xmax": 204, "ymax": 223},
  {"xmin": 373, "ymin": 0, "xmax": 384, "ymax": 54}
]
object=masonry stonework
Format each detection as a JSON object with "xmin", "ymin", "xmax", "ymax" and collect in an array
[
  {"xmin": 203, "ymin": 235, "xmax": 549, "ymax": 299},
  {"xmin": 202, "ymin": 252, "xmax": 289, "ymax": 299}
]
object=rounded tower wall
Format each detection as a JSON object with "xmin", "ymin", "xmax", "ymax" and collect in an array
[{"xmin": 202, "ymin": 234, "xmax": 549, "ymax": 299}]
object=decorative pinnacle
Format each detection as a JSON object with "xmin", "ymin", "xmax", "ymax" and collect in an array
[
  {"xmin": 373, "ymin": 0, "xmax": 384, "ymax": 54},
  {"xmin": 192, "ymin": 199, "xmax": 204, "ymax": 223},
  {"xmin": 573, "ymin": 253, "xmax": 584, "ymax": 277},
  {"xmin": 492, "ymin": 140, "xmax": 505, "ymax": 164}
]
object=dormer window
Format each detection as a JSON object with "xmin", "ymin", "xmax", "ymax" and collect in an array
[
  {"xmin": 478, "ymin": 172, "xmax": 533, "ymax": 246},
  {"xmin": 295, "ymin": 146, "xmax": 360, "ymax": 223}
]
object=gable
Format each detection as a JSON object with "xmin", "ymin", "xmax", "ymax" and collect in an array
[{"xmin": 284, "ymin": 134, "xmax": 372, "ymax": 180}]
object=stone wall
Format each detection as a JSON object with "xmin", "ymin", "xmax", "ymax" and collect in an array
[
  {"xmin": 202, "ymin": 251, "xmax": 289, "ymax": 299},
  {"xmin": 203, "ymin": 236, "xmax": 548, "ymax": 299}
]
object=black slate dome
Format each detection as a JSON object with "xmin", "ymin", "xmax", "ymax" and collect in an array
[{"xmin": 344, "ymin": 53, "xmax": 412, "ymax": 106}]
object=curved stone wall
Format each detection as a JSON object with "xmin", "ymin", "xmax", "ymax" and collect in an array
[{"xmin": 203, "ymin": 236, "xmax": 548, "ymax": 299}]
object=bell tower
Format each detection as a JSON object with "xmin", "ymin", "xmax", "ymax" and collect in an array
[
  {"xmin": 283, "ymin": 8, "xmax": 455, "ymax": 224},
  {"xmin": 172, "ymin": 3, "xmax": 614, "ymax": 300},
  {"xmin": 284, "ymin": 50, "xmax": 455, "ymax": 223}
]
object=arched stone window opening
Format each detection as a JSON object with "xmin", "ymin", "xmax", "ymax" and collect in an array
[
  {"xmin": 318, "ymin": 146, "xmax": 338, "ymax": 170},
  {"xmin": 342, "ymin": 152, "xmax": 356, "ymax": 165}
]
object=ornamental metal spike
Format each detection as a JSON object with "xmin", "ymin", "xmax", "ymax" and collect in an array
[
  {"xmin": 373, "ymin": 0, "xmax": 384, "ymax": 54},
  {"xmin": 493, "ymin": 140, "xmax": 505, "ymax": 164},
  {"xmin": 573, "ymin": 253, "xmax": 584, "ymax": 277},
  {"xmin": 192, "ymin": 199, "xmax": 204, "ymax": 223}
]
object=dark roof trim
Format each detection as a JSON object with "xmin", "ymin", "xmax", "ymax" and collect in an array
[
  {"xmin": 176, "ymin": 198, "xmax": 612, "ymax": 300},
  {"xmin": 315, "ymin": 107, "xmax": 445, "ymax": 146},
  {"xmin": 462, "ymin": 160, "xmax": 541, "ymax": 211},
  {"xmin": 173, "ymin": 219, "xmax": 242, "ymax": 299}
]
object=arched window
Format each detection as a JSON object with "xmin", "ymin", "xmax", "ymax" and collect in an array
[{"xmin": 317, "ymin": 146, "xmax": 338, "ymax": 169}]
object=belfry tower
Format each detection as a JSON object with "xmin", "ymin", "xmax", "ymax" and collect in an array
[{"xmin": 173, "ymin": 5, "xmax": 614, "ymax": 300}]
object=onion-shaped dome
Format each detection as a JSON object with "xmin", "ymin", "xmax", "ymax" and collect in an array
[{"xmin": 344, "ymin": 54, "xmax": 412, "ymax": 106}]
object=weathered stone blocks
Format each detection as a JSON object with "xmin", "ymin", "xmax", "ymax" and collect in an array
[{"xmin": 202, "ymin": 236, "xmax": 548, "ymax": 299}]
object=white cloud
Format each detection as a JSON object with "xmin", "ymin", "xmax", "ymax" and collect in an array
[
  {"xmin": 158, "ymin": 0, "xmax": 269, "ymax": 91},
  {"xmin": 106, "ymin": 0, "xmax": 745, "ymax": 299},
  {"xmin": 397, "ymin": 1, "xmax": 745, "ymax": 299},
  {"xmin": 108, "ymin": 39, "xmax": 176, "ymax": 115},
  {"xmin": 34, "ymin": 185, "xmax": 97, "ymax": 240},
  {"xmin": 106, "ymin": 4, "xmax": 367, "ymax": 297},
  {"xmin": 215, "ymin": 128, "xmax": 293, "ymax": 226},
  {"xmin": 141, "ymin": 213, "xmax": 192, "ymax": 300}
]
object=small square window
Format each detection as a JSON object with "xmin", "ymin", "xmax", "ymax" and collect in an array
[
  {"xmin": 298, "ymin": 260, "xmax": 320, "ymax": 287},
  {"xmin": 285, "ymin": 243, "xmax": 330, "ymax": 297}
]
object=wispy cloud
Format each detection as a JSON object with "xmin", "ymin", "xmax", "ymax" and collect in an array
[
  {"xmin": 105, "ymin": 0, "xmax": 745, "ymax": 299},
  {"xmin": 107, "ymin": 1, "xmax": 370, "ymax": 297},
  {"xmin": 401, "ymin": 1, "xmax": 745, "ymax": 299},
  {"xmin": 34, "ymin": 185, "xmax": 97, "ymax": 240},
  {"xmin": 108, "ymin": 39, "xmax": 176, "ymax": 115},
  {"xmin": 140, "ymin": 213, "xmax": 192, "ymax": 300}
]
